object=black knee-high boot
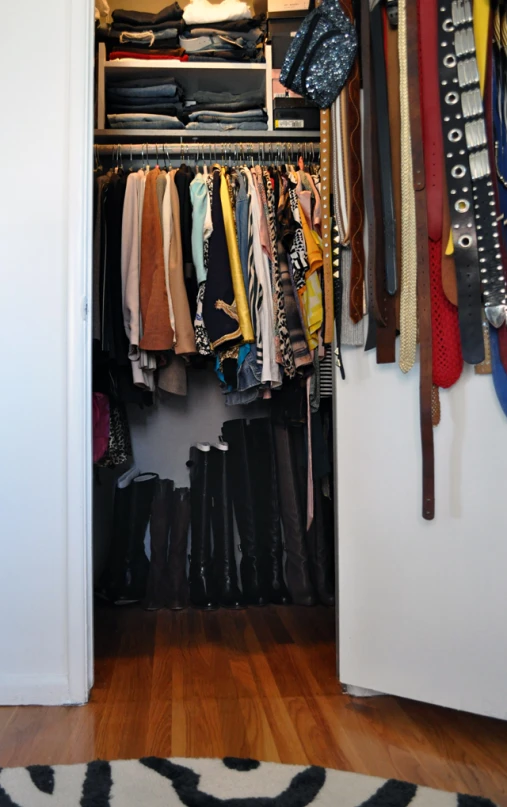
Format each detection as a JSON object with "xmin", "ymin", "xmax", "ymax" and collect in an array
[
  {"xmin": 210, "ymin": 443, "xmax": 244, "ymax": 609},
  {"xmin": 247, "ymin": 418, "xmax": 291, "ymax": 605},
  {"xmin": 101, "ymin": 472, "xmax": 158, "ymax": 604},
  {"xmin": 166, "ymin": 487, "xmax": 191, "ymax": 610},
  {"xmin": 272, "ymin": 421, "xmax": 316, "ymax": 606},
  {"xmin": 222, "ymin": 419, "xmax": 269, "ymax": 606},
  {"xmin": 188, "ymin": 444, "xmax": 218, "ymax": 610},
  {"xmin": 144, "ymin": 478, "xmax": 174, "ymax": 611}
]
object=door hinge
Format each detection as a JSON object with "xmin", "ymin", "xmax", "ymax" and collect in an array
[{"xmin": 82, "ymin": 296, "xmax": 89, "ymax": 321}]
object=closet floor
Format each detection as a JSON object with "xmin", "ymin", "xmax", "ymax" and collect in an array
[{"xmin": 1, "ymin": 605, "xmax": 507, "ymax": 804}]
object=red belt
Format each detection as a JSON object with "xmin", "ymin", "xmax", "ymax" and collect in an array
[{"xmin": 418, "ymin": 0, "xmax": 463, "ymax": 390}]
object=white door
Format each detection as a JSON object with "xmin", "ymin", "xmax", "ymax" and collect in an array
[{"xmin": 335, "ymin": 347, "xmax": 507, "ymax": 720}]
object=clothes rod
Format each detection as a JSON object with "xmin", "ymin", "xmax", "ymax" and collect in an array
[{"xmin": 94, "ymin": 142, "xmax": 321, "ymax": 155}]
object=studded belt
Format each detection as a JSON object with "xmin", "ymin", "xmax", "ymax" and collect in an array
[{"xmin": 438, "ymin": 0, "xmax": 485, "ymax": 363}]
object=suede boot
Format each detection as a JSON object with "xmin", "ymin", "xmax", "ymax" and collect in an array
[
  {"xmin": 210, "ymin": 443, "xmax": 244, "ymax": 609},
  {"xmin": 247, "ymin": 418, "xmax": 291, "ymax": 605},
  {"xmin": 272, "ymin": 420, "xmax": 316, "ymax": 606},
  {"xmin": 166, "ymin": 487, "xmax": 191, "ymax": 610},
  {"xmin": 188, "ymin": 444, "xmax": 218, "ymax": 610},
  {"xmin": 144, "ymin": 478, "xmax": 174, "ymax": 610},
  {"xmin": 101, "ymin": 472, "xmax": 158, "ymax": 604},
  {"xmin": 222, "ymin": 418, "xmax": 269, "ymax": 606}
]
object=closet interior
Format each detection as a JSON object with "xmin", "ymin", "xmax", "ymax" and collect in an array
[{"xmin": 92, "ymin": 0, "xmax": 338, "ymax": 685}]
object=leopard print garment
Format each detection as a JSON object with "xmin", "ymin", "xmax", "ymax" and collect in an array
[
  {"xmin": 263, "ymin": 169, "xmax": 296, "ymax": 379},
  {"xmin": 287, "ymin": 180, "xmax": 310, "ymax": 294},
  {"xmin": 193, "ymin": 175, "xmax": 214, "ymax": 357}
]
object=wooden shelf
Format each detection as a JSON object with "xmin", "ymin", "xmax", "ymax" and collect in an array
[
  {"xmin": 105, "ymin": 60, "xmax": 267, "ymax": 71},
  {"xmin": 94, "ymin": 129, "xmax": 321, "ymax": 142}
]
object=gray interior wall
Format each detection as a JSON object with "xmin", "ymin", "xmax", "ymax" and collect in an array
[{"xmin": 128, "ymin": 366, "xmax": 269, "ymax": 486}]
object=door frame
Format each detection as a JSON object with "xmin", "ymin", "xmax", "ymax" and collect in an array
[{"xmin": 66, "ymin": 0, "xmax": 95, "ymax": 703}]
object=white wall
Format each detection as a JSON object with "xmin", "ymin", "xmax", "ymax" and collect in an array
[
  {"xmin": 129, "ymin": 369, "xmax": 267, "ymax": 486},
  {"xmin": 0, "ymin": 0, "xmax": 92, "ymax": 704},
  {"xmin": 337, "ymin": 345, "xmax": 507, "ymax": 720}
]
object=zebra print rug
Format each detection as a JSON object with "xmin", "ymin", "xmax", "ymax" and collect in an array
[{"xmin": 0, "ymin": 756, "xmax": 496, "ymax": 806}]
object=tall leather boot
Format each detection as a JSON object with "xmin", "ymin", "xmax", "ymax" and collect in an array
[
  {"xmin": 307, "ymin": 482, "xmax": 335, "ymax": 607},
  {"xmin": 210, "ymin": 443, "xmax": 244, "ymax": 609},
  {"xmin": 272, "ymin": 420, "xmax": 316, "ymax": 606},
  {"xmin": 247, "ymin": 418, "xmax": 291, "ymax": 605},
  {"xmin": 188, "ymin": 444, "xmax": 218, "ymax": 610},
  {"xmin": 166, "ymin": 487, "xmax": 190, "ymax": 610},
  {"xmin": 102, "ymin": 472, "xmax": 158, "ymax": 604},
  {"xmin": 144, "ymin": 478, "xmax": 174, "ymax": 611},
  {"xmin": 222, "ymin": 418, "xmax": 269, "ymax": 606}
]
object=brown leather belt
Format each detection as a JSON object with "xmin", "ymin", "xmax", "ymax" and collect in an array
[
  {"xmin": 361, "ymin": 0, "xmax": 384, "ymax": 351},
  {"xmin": 407, "ymin": 0, "xmax": 435, "ymax": 520},
  {"xmin": 340, "ymin": 0, "xmax": 365, "ymax": 325}
]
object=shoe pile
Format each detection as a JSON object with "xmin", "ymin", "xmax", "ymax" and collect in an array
[{"xmin": 98, "ymin": 416, "xmax": 335, "ymax": 609}]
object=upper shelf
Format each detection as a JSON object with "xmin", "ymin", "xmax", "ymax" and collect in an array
[
  {"xmin": 94, "ymin": 129, "xmax": 321, "ymax": 142},
  {"xmin": 105, "ymin": 60, "xmax": 267, "ymax": 71}
]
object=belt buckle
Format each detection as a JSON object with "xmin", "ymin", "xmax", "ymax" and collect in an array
[{"xmin": 386, "ymin": 0, "xmax": 398, "ymax": 28}]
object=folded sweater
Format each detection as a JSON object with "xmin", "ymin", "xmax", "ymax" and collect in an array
[{"xmin": 183, "ymin": 0, "xmax": 253, "ymax": 25}]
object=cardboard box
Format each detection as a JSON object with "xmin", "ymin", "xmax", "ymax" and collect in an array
[{"xmin": 267, "ymin": 0, "xmax": 310, "ymax": 15}]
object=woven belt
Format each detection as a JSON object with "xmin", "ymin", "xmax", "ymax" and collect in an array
[
  {"xmin": 407, "ymin": 0, "xmax": 435, "ymax": 520},
  {"xmin": 420, "ymin": 0, "xmax": 463, "ymax": 389}
]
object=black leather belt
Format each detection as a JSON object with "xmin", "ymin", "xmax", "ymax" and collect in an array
[
  {"xmin": 438, "ymin": 0, "xmax": 485, "ymax": 363},
  {"xmin": 371, "ymin": 2, "xmax": 397, "ymax": 297},
  {"xmin": 451, "ymin": 0, "xmax": 507, "ymax": 328}
]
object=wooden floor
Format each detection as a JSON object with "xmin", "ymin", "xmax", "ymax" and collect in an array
[{"xmin": 1, "ymin": 605, "xmax": 507, "ymax": 803}]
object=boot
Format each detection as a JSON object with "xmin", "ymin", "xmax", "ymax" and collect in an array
[
  {"xmin": 210, "ymin": 443, "xmax": 244, "ymax": 609},
  {"xmin": 144, "ymin": 479, "xmax": 174, "ymax": 610},
  {"xmin": 101, "ymin": 472, "xmax": 158, "ymax": 604},
  {"xmin": 272, "ymin": 420, "xmax": 316, "ymax": 606},
  {"xmin": 222, "ymin": 419, "xmax": 269, "ymax": 606},
  {"xmin": 247, "ymin": 418, "xmax": 291, "ymax": 605},
  {"xmin": 188, "ymin": 444, "xmax": 218, "ymax": 610},
  {"xmin": 307, "ymin": 482, "xmax": 335, "ymax": 607},
  {"xmin": 166, "ymin": 487, "xmax": 191, "ymax": 610}
]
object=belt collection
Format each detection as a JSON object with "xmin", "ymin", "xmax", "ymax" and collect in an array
[{"xmin": 332, "ymin": 0, "xmax": 507, "ymax": 520}]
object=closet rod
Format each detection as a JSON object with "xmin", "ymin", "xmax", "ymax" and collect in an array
[{"xmin": 94, "ymin": 142, "xmax": 321, "ymax": 155}]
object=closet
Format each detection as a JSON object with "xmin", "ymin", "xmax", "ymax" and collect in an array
[{"xmin": 91, "ymin": 0, "xmax": 338, "ymax": 692}]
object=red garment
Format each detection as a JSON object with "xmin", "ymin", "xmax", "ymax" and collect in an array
[
  {"xmin": 93, "ymin": 393, "xmax": 110, "ymax": 464},
  {"xmin": 109, "ymin": 52, "xmax": 189, "ymax": 61}
]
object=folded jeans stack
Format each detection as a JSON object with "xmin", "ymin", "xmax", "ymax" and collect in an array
[
  {"xmin": 181, "ymin": 0, "xmax": 265, "ymax": 62},
  {"xmin": 107, "ymin": 76, "xmax": 185, "ymax": 128},
  {"xmin": 183, "ymin": 89, "xmax": 268, "ymax": 130},
  {"xmin": 99, "ymin": 2, "xmax": 186, "ymax": 60}
]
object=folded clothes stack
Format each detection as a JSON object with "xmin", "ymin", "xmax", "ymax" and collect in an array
[
  {"xmin": 182, "ymin": 88, "xmax": 268, "ymax": 130},
  {"xmin": 107, "ymin": 76, "xmax": 185, "ymax": 129},
  {"xmin": 181, "ymin": 0, "xmax": 265, "ymax": 62},
  {"xmin": 98, "ymin": 2, "xmax": 187, "ymax": 61}
]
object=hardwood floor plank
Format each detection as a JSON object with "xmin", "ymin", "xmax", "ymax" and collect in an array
[{"xmin": 0, "ymin": 604, "xmax": 506, "ymax": 806}]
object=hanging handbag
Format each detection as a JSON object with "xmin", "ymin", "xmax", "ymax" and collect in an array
[{"xmin": 279, "ymin": 0, "xmax": 357, "ymax": 110}]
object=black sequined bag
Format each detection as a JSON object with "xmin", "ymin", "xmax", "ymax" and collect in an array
[{"xmin": 279, "ymin": 0, "xmax": 357, "ymax": 110}]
